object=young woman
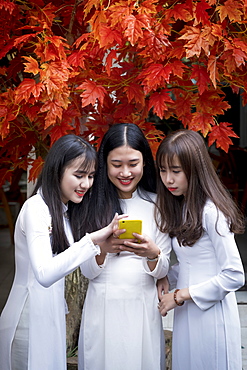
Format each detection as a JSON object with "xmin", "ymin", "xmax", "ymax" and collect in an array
[
  {"xmin": 78, "ymin": 123, "xmax": 171, "ymax": 370},
  {"xmin": 0, "ymin": 134, "xmax": 126, "ymax": 370},
  {"xmin": 156, "ymin": 129, "xmax": 245, "ymax": 370}
]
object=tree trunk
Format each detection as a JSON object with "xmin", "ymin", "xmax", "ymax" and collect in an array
[{"xmin": 65, "ymin": 268, "xmax": 89, "ymax": 355}]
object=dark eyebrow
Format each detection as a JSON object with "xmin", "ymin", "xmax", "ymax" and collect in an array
[
  {"xmin": 110, "ymin": 158, "xmax": 140, "ymax": 163},
  {"xmin": 75, "ymin": 169, "xmax": 95, "ymax": 175}
]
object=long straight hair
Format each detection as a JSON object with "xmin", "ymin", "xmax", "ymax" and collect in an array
[
  {"xmin": 84, "ymin": 123, "xmax": 157, "ymax": 231},
  {"xmin": 155, "ymin": 129, "xmax": 245, "ymax": 246},
  {"xmin": 32, "ymin": 134, "xmax": 97, "ymax": 254}
]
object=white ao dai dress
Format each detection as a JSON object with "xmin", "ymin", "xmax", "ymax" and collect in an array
[
  {"xmin": 0, "ymin": 192, "xmax": 101, "ymax": 370},
  {"xmin": 78, "ymin": 190, "xmax": 171, "ymax": 370},
  {"xmin": 168, "ymin": 200, "xmax": 245, "ymax": 370}
]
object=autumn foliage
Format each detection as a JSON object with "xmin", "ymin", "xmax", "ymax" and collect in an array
[{"xmin": 1, "ymin": 0, "xmax": 247, "ymax": 185}]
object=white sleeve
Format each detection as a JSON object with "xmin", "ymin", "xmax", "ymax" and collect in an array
[
  {"xmin": 80, "ymin": 253, "xmax": 108, "ymax": 279},
  {"xmin": 189, "ymin": 205, "xmax": 245, "ymax": 311},
  {"xmin": 22, "ymin": 200, "xmax": 100, "ymax": 288},
  {"xmin": 142, "ymin": 228, "xmax": 171, "ymax": 279}
]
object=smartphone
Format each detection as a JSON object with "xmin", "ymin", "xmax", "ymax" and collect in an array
[{"xmin": 118, "ymin": 220, "xmax": 142, "ymax": 239}]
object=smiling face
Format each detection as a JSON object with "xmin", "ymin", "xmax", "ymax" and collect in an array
[
  {"xmin": 159, "ymin": 155, "xmax": 188, "ymax": 197},
  {"xmin": 60, "ymin": 156, "xmax": 95, "ymax": 204},
  {"xmin": 107, "ymin": 145, "xmax": 144, "ymax": 199}
]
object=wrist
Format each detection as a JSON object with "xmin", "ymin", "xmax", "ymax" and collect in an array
[
  {"xmin": 146, "ymin": 249, "xmax": 160, "ymax": 261},
  {"xmin": 89, "ymin": 232, "xmax": 99, "ymax": 246},
  {"xmin": 174, "ymin": 289, "xmax": 184, "ymax": 306}
]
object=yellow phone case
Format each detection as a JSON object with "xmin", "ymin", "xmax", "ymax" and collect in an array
[{"xmin": 118, "ymin": 220, "xmax": 142, "ymax": 239}]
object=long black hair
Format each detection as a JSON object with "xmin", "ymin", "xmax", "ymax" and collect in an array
[
  {"xmin": 84, "ymin": 123, "xmax": 157, "ymax": 231},
  {"xmin": 32, "ymin": 134, "xmax": 97, "ymax": 254},
  {"xmin": 155, "ymin": 129, "xmax": 245, "ymax": 246}
]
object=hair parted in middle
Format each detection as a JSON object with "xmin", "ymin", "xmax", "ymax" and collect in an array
[
  {"xmin": 83, "ymin": 123, "xmax": 157, "ymax": 231},
  {"xmin": 32, "ymin": 134, "xmax": 97, "ymax": 254},
  {"xmin": 155, "ymin": 129, "xmax": 244, "ymax": 246}
]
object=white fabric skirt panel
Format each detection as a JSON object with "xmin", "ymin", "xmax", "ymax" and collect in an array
[
  {"xmin": 11, "ymin": 296, "xmax": 30, "ymax": 370},
  {"xmin": 78, "ymin": 252, "xmax": 165, "ymax": 370}
]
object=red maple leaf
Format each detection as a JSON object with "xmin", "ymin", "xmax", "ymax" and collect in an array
[
  {"xmin": 148, "ymin": 90, "xmax": 174, "ymax": 119},
  {"xmin": 189, "ymin": 112, "xmax": 214, "ymax": 137},
  {"xmin": 28, "ymin": 156, "xmax": 44, "ymax": 183},
  {"xmin": 195, "ymin": 0, "xmax": 211, "ymax": 25},
  {"xmin": 139, "ymin": 64, "xmax": 173, "ymax": 94},
  {"xmin": 105, "ymin": 49, "xmax": 117, "ymax": 76},
  {"xmin": 208, "ymin": 122, "xmax": 239, "ymax": 152},
  {"xmin": 67, "ymin": 51, "xmax": 86, "ymax": 69},
  {"xmin": 49, "ymin": 121, "xmax": 75, "ymax": 146},
  {"xmin": 77, "ymin": 80, "xmax": 107, "ymax": 108},
  {"xmin": 191, "ymin": 64, "xmax": 211, "ymax": 95},
  {"xmin": 124, "ymin": 83, "xmax": 145, "ymax": 106},
  {"xmin": 0, "ymin": 0, "xmax": 17, "ymax": 14}
]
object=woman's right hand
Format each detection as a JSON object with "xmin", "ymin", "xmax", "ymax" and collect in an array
[
  {"xmin": 89, "ymin": 213, "xmax": 128, "ymax": 250},
  {"xmin": 157, "ymin": 276, "xmax": 169, "ymax": 300}
]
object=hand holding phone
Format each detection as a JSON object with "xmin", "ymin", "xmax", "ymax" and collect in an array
[{"xmin": 118, "ymin": 220, "xmax": 142, "ymax": 239}]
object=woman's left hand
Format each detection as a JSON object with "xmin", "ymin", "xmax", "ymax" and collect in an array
[
  {"xmin": 158, "ymin": 287, "xmax": 190, "ymax": 316},
  {"xmin": 119, "ymin": 233, "xmax": 160, "ymax": 260},
  {"xmin": 158, "ymin": 292, "xmax": 177, "ymax": 316}
]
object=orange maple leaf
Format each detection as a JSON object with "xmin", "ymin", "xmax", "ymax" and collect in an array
[
  {"xmin": 13, "ymin": 34, "xmax": 34, "ymax": 48},
  {"xmin": 83, "ymin": 0, "xmax": 101, "ymax": 19},
  {"xmin": 208, "ymin": 122, "xmax": 239, "ymax": 152},
  {"xmin": 165, "ymin": 3, "xmax": 192, "ymax": 22},
  {"xmin": 137, "ymin": 0, "xmax": 157, "ymax": 15},
  {"xmin": 189, "ymin": 112, "xmax": 214, "ymax": 137},
  {"xmin": 207, "ymin": 54, "xmax": 219, "ymax": 88},
  {"xmin": 98, "ymin": 24, "xmax": 123, "ymax": 48},
  {"xmin": 216, "ymin": 0, "xmax": 242, "ymax": 22},
  {"xmin": 0, "ymin": 113, "xmax": 15, "ymax": 139},
  {"xmin": 221, "ymin": 50, "xmax": 237, "ymax": 74},
  {"xmin": 40, "ymin": 100, "xmax": 63, "ymax": 129},
  {"xmin": 108, "ymin": 3, "xmax": 131, "ymax": 27},
  {"xmin": 23, "ymin": 56, "xmax": 40, "ymax": 75},
  {"xmin": 15, "ymin": 79, "xmax": 45, "ymax": 104},
  {"xmin": 123, "ymin": 14, "xmax": 150, "ymax": 46},
  {"xmin": 211, "ymin": 23, "xmax": 224, "ymax": 39},
  {"xmin": 179, "ymin": 25, "xmax": 215, "ymax": 58},
  {"xmin": 35, "ymin": 2, "xmax": 57, "ymax": 29},
  {"xmin": 77, "ymin": 80, "xmax": 107, "ymax": 108},
  {"xmin": 42, "ymin": 35, "xmax": 68, "ymax": 61}
]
